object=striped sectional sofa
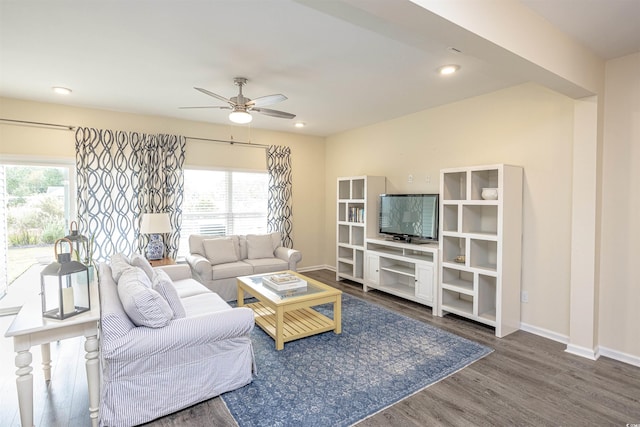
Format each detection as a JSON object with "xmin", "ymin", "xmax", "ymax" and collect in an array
[{"xmin": 98, "ymin": 254, "xmax": 255, "ymax": 426}]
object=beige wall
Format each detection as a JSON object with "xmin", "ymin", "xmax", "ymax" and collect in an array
[
  {"xmin": 325, "ymin": 82, "xmax": 576, "ymax": 335},
  {"xmin": 0, "ymin": 97, "xmax": 326, "ymax": 270},
  {"xmin": 2, "ymin": 66, "xmax": 638, "ymax": 360},
  {"xmin": 599, "ymin": 53, "xmax": 640, "ymax": 358}
]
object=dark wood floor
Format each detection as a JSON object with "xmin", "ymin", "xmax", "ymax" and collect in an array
[{"xmin": 2, "ymin": 268, "xmax": 639, "ymax": 426}]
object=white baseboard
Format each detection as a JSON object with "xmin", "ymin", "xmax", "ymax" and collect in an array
[
  {"xmin": 599, "ymin": 346, "xmax": 640, "ymax": 368},
  {"xmin": 519, "ymin": 322, "xmax": 569, "ymax": 344},
  {"xmin": 506, "ymin": 322, "xmax": 640, "ymax": 367},
  {"xmin": 565, "ymin": 343, "xmax": 600, "ymax": 360},
  {"xmin": 297, "ymin": 264, "xmax": 333, "ymax": 273},
  {"xmin": 303, "ymin": 270, "xmax": 640, "ymax": 368}
]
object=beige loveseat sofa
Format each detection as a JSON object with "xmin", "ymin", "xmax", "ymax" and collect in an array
[
  {"xmin": 98, "ymin": 254, "xmax": 255, "ymax": 426},
  {"xmin": 185, "ymin": 232, "xmax": 302, "ymax": 301}
]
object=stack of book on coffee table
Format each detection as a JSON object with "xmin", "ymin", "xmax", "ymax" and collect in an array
[{"xmin": 262, "ymin": 273, "xmax": 307, "ymax": 293}]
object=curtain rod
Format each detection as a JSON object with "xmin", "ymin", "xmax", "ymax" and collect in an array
[
  {"xmin": 0, "ymin": 118, "xmax": 268, "ymax": 148},
  {"xmin": 185, "ymin": 136, "xmax": 268, "ymax": 148},
  {"xmin": 0, "ymin": 118, "xmax": 76, "ymax": 130}
]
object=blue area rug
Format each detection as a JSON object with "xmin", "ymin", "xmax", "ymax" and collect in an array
[{"xmin": 222, "ymin": 294, "xmax": 492, "ymax": 427}]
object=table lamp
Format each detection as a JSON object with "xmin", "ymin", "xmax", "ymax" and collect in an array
[{"xmin": 140, "ymin": 213, "xmax": 172, "ymax": 260}]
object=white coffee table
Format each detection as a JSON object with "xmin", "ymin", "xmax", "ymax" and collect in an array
[{"xmin": 4, "ymin": 283, "xmax": 100, "ymax": 427}]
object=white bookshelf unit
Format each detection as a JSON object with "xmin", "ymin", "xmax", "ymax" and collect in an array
[
  {"xmin": 336, "ymin": 176, "xmax": 386, "ymax": 283},
  {"xmin": 438, "ymin": 164, "xmax": 523, "ymax": 337},
  {"xmin": 364, "ymin": 238, "xmax": 439, "ymax": 310}
]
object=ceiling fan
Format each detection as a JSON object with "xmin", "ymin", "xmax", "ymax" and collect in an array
[{"xmin": 181, "ymin": 77, "xmax": 296, "ymax": 124}]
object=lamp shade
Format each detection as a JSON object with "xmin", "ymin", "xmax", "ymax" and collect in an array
[{"xmin": 140, "ymin": 213, "xmax": 172, "ymax": 234}]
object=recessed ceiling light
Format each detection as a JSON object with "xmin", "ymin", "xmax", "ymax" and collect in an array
[
  {"xmin": 438, "ymin": 65, "xmax": 460, "ymax": 75},
  {"xmin": 52, "ymin": 86, "xmax": 72, "ymax": 95},
  {"xmin": 294, "ymin": 122, "xmax": 305, "ymax": 128}
]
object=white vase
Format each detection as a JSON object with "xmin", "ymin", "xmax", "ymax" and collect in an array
[{"xmin": 481, "ymin": 188, "xmax": 498, "ymax": 200}]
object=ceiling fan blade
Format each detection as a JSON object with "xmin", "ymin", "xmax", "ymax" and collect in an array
[
  {"xmin": 248, "ymin": 94, "xmax": 287, "ymax": 108},
  {"xmin": 194, "ymin": 87, "xmax": 235, "ymax": 106},
  {"xmin": 178, "ymin": 106, "xmax": 231, "ymax": 110},
  {"xmin": 252, "ymin": 107, "xmax": 296, "ymax": 119}
]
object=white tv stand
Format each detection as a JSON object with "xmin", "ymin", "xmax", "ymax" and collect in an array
[{"xmin": 364, "ymin": 237, "xmax": 439, "ymax": 311}]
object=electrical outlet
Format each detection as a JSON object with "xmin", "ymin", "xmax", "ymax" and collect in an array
[
  {"xmin": 521, "ymin": 290, "xmax": 529, "ymax": 303},
  {"xmin": 408, "ymin": 174, "xmax": 413, "ymax": 183},
  {"xmin": 425, "ymin": 175, "xmax": 431, "ymax": 184}
]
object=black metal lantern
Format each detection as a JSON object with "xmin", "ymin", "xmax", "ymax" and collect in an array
[
  {"xmin": 40, "ymin": 238, "xmax": 91, "ymax": 320},
  {"xmin": 64, "ymin": 220, "xmax": 88, "ymax": 263}
]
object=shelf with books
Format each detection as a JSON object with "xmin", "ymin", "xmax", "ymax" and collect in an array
[{"xmin": 336, "ymin": 176, "xmax": 386, "ymax": 284}]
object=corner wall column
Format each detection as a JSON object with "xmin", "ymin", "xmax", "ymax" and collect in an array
[{"xmin": 567, "ymin": 96, "xmax": 600, "ymax": 359}]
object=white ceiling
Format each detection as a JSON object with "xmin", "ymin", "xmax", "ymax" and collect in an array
[
  {"xmin": 520, "ymin": 0, "xmax": 640, "ymax": 61},
  {"xmin": 1, "ymin": 0, "xmax": 638, "ymax": 137}
]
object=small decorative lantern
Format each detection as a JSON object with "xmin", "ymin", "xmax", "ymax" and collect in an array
[
  {"xmin": 40, "ymin": 238, "xmax": 91, "ymax": 320},
  {"xmin": 64, "ymin": 221, "xmax": 88, "ymax": 263}
]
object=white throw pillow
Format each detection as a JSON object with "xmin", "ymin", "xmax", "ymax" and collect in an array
[
  {"xmin": 247, "ymin": 234, "xmax": 275, "ymax": 259},
  {"xmin": 130, "ymin": 253, "xmax": 155, "ymax": 281},
  {"xmin": 203, "ymin": 238, "xmax": 239, "ymax": 265},
  {"xmin": 269, "ymin": 232, "xmax": 282, "ymax": 250},
  {"xmin": 152, "ymin": 269, "xmax": 186, "ymax": 319},
  {"xmin": 110, "ymin": 253, "xmax": 131, "ymax": 282},
  {"xmin": 117, "ymin": 267, "xmax": 173, "ymax": 328}
]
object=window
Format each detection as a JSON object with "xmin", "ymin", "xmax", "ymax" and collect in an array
[
  {"xmin": 1, "ymin": 161, "xmax": 75, "ymax": 303},
  {"xmin": 178, "ymin": 169, "xmax": 268, "ymax": 258}
]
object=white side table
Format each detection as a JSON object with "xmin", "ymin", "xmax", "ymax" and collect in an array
[{"xmin": 4, "ymin": 283, "xmax": 100, "ymax": 427}]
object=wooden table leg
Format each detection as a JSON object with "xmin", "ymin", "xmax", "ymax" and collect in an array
[
  {"xmin": 334, "ymin": 296, "xmax": 342, "ymax": 334},
  {"xmin": 41, "ymin": 343, "xmax": 51, "ymax": 382},
  {"xmin": 237, "ymin": 284, "xmax": 245, "ymax": 307},
  {"xmin": 15, "ymin": 348, "xmax": 34, "ymax": 427},
  {"xmin": 275, "ymin": 307, "xmax": 284, "ymax": 350},
  {"xmin": 85, "ymin": 334, "xmax": 100, "ymax": 427}
]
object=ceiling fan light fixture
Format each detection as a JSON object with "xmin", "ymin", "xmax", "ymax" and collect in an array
[
  {"xmin": 294, "ymin": 122, "xmax": 305, "ymax": 128},
  {"xmin": 229, "ymin": 110, "xmax": 252, "ymax": 124}
]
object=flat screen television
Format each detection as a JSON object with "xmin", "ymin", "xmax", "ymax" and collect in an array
[{"xmin": 379, "ymin": 194, "xmax": 439, "ymax": 242}]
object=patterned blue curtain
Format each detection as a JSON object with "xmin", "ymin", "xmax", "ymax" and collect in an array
[
  {"xmin": 75, "ymin": 128, "xmax": 185, "ymax": 261},
  {"xmin": 266, "ymin": 145, "xmax": 293, "ymax": 248}
]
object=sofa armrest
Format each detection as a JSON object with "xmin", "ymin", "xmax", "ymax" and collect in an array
[
  {"xmin": 274, "ymin": 246, "xmax": 302, "ymax": 271},
  {"xmin": 185, "ymin": 254, "xmax": 212, "ymax": 279},
  {"xmin": 156, "ymin": 264, "xmax": 192, "ymax": 281},
  {"xmin": 101, "ymin": 307, "xmax": 254, "ymax": 359}
]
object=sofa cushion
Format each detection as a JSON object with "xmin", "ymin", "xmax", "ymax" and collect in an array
[
  {"xmin": 203, "ymin": 238, "xmax": 239, "ymax": 265},
  {"xmin": 131, "ymin": 253, "xmax": 155, "ymax": 281},
  {"xmin": 188, "ymin": 234, "xmax": 207, "ymax": 257},
  {"xmin": 211, "ymin": 261, "xmax": 254, "ymax": 280},
  {"xmin": 117, "ymin": 267, "xmax": 173, "ymax": 328},
  {"xmin": 244, "ymin": 257, "xmax": 289, "ymax": 274},
  {"xmin": 269, "ymin": 232, "xmax": 282, "ymax": 250},
  {"xmin": 152, "ymin": 269, "xmax": 186, "ymax": 319},
  {"xmin": 181, "ymin": 292, "xmax": 232, "ymax": 317},
  {"xmin": 172, "ymin": 278, "xmax": 212, "ymax": 298},
  {"xmin": 247, "ymin": 234, "xmax": 275, "ymax": 259},
  {"xmin": 110, "ymin": 253, "xmax": 131, "ymax": 282}
]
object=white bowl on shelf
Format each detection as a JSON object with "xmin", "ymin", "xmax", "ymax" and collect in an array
[{"xmin": 481, "ymin": 188, "xmax": 498, "ymax": 200}]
